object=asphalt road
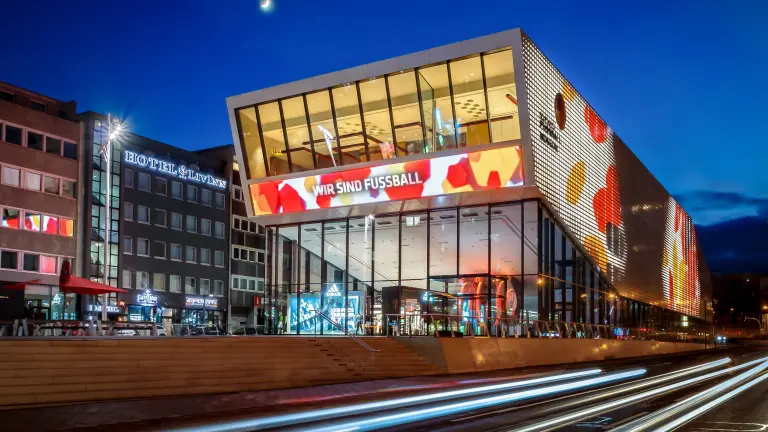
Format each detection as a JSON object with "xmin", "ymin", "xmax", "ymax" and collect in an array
[{"xmin": 61, "ymin": 345, "xmax": 768, "ymax": 432}]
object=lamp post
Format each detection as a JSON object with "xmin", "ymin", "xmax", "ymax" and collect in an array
[
  {"xmin": 745, "ymin": 317, "xmax": 763, "ymax": 338},
  {"xmin": 100, "ymin": 114, "xmax": 125, "ymax": 322}
]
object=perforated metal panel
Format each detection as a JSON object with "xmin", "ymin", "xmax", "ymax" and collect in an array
[{"xmin": 662, "ymin": 197, "xmax": 701, "ymax": 316}]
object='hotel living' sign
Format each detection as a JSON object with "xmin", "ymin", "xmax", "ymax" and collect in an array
[{"xmin": 124, "ymin": 150, "xmax": 227, "ymax": 189}]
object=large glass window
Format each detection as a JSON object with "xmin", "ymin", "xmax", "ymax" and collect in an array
[
  {"xmin": 359, "ymin": 77, "xmax": 395, "ymax": 160},
  {"xmin": 459, "ymin": 206, "xmax": 489, "ymax": 274},
  {"xmin": 450, "ymin": 55, "xmax": 490, "ymax": 146},
  {"xmin": 237, "ymin": 107, "xmax": 267, "ymax": 179},
  {"xmin": 281, "ymin": 96, "xmax": 313, "ymax": 172},
  {"xmin": 401, "ymin": 213, "xmax": 427, "ymax": 289},
  {"xmin": 258, "ymin": 102, "xmax": 290, "ymax": 176},
  {"xmin": 429, "ymin": 209, "xmax": 457, "ymax": 277},
  {"xmin": 491, "ymin": 203, "xmax": 522, "ymax": 276},
  {"xmin": 484, "ymin": 49, "xmax": 520, "ymax": 143},
  {"xmin": 332, "ymin": 84, "xmax": 368, "ymax": 164},
  {"xmin": 306, "ymin": 90, "xmax": 341, "ymax": 169},
  {"xmin": 388, "ymin": 71, "xmax": 423, "ymax": 156},
  {"xmin": 419, "ymin": 64, "xmax": 457, "ymax": 151}
]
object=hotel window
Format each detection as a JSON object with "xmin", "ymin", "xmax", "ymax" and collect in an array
[
  {"xmin": 0, "ymin": 250, "xmax": 18, "ymax": 270},
  {"xmin": 5, "ymin": 126, "xmax": 22, "ymax": 145},
  {"xmin": 24, "ymin": 171, "xmax": 42, "ymax": 191},
  {"xmin": 23, "ymin": 253, "xmax": 39, "ymax": 272},
  {"xmin": 214, "ymin": 280, "xmax": 224, "ymax": 296},
  {"xmin": 137, "ymin": 238, "xmax": 149, "ymax": 256},
  {"xmin": 137, "ymin": 205, "xmax": 150, "ymax": 223},
  {"xmin": 27, "ymin": 131, "xmax": 43, "ymax": 151},
  {"xmin": 388, "ymin": 70, "xmax": 422, "ymax": 156},
  {"xmin": 153, "ymin": 241, "xmax": 166, "ymax": 259},
  {"xmin": 201, "ymin": 189, "xmax": 212, "ymax": 206},
  {"xmin": 200, "ymin": 279, "xmax": 210, "ymax": 295},
  {"xmin": 138, "ymin": 271, "xmax": 149, "ymax": 289},
  {"xmin": 201, "ymin": 218, "xmax": 211, "ymax": 236},
  {"xmin": 123, "ymin": 236, "xmax": 133, "ymax": 254},
  {"xmin": 215, "ymin": 192, "xmax": 225, "ymax": 210},
  {"xmin": 61, "ymin": 180, "xmax": 76, "ymax": 198},
  {"xmin": 186, "ymin": 185, "xmax": 198, "ymax": 203},
  {"xmin": 170, "ymin": 243, "xmax": 182, "ymax": 261},
  {"xmin": 232, "ymin": 185, "xmax": 243, "ymax": 202},
  {"xmin": 44, "ymin": 176, "xmax": 59, "ymax": 195},
  {"xmin": 46, "ymin": 137, "xmax": 61, "ymax": 156},
  {"xmin": 24, "ymin": 213, "xmax": 40, "ymax": 232},
  {"xmin": 124, "ymin": 169, "xmax": 134, "ymax": 188},
  {"xmin": 2, "ymin": 208, "xmax": 20, "ymax": 228},
  {"xmin": 200, "ymin": 248, "xmax": 211, "ymax": 265},
  {"xmin": 186, "ymin": 215, "xmax": 197, "ymax": 233},
  {"xmin": 281, "ymin": 95, "xmax": 313, "ymax": 172},
  {"xmin": 156, "ymin": 177, "xmax": 167, "ymax": 195},
  {"xmin": 215, "ymin": 222, "xmax": 225, "ymax": 239},
  {"xmin": 154, "ymin": 209, "xmax": 166, "ymax": 227},
  {"xmin": 170, "ymin": 212, "xmax": 182, "ymax": 230},
  {"xmin": 122, "ymin": 270, "xmax": 132, "ymax": 289},
  {"xmin": 306, "ymin": 90, "xmax": 341, "ymax": 169},
  {"xmin": 449, "ymin": 55, "xmax": 490, "ymax": 146},
  {"xmin": 215, "ymin": 250, "xmax": 225, "ymax": 267},
  {"xmin": 124, "ymin": 202, "xmax": 133, "ymax": 220},
  {"xmin": 184, "ymin": 277, "xmax": 196, "ymax": 294},
  {"xmin": 153, "ymin": 273, "xmax": 165, "ymax": 291},
  {"xmin": 2, "ymin": 166, "xmax": 20, "ymax": 187},
  {"xmin": 258, "ymin": 102, "xmax": 290, "ymax": 176},
  {"xmin": 185, "ymin": 246, "xmax": 197, "ymax": 263},
  {"xmin": 40, "ymin": 255, "xmax": 57, "ymax": 274},
  {"xmin": 171, "ymin": 181, "xmax": 183, "ymax": 199},
  {"xmin": 170, "ymin": 275, "xmax": 181, "ymax": 293},
  {"xmin": 63, "ymin": 142, "xmax": 77, "ymax": 160},
  {"xmin": 359, "ymin": 77, "xmax": 395, "ymax": 160},
  {"xmin": 484, "ymin": 49, "xmax": 520, "ymax": 142},
  {"xmin": 138, "ymin": 172, "xmax": 151, "ymax": 192},
  {"xmin": 30, "ymin": 101, "xmax": 46, "ymax": 112},
  {"xmin": 236, "ymin": 107, "xmax": 267, "ymax": 179}
]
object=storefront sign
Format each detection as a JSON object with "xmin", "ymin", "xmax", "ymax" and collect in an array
[
  {"xmin": 124, "ymin": 150, "xmax": 227, "ymax": 189},
  {"xmin": 185, "ymin": 296, "xmax": 218, "ymax": 308},
  {"xmin": 87, "ymin": 304, "xmax": 120, "ymax": 313},
  {"xmin": 137, "ymin": 293, "xmax": 159, "ymax": 306},
  {"xmin": 250, "ymin": 146, "xmax": 524, "ymax": 216},
  {"xmin": 128, "ymin": 314, "xmax": 144, "ymax": 322},
  {"xmin": 325, "ymin": 285, "xmax": 342, "ymax": 297}
]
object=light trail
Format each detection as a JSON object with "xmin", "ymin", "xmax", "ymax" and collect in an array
[
  {"xmin": 614, "ymin": 359, "xmax": 768, "ymax": 431},
  {"xmin": 508, "ymin": 357, "xmax": 768, "ymax": 432},
  {"xmin": 299, "ymin": 369, "xmax": 646, "ymax": 432},
  {"xmin": 173, "ymin": 368, "xmax": 602, "ymax": 432}
]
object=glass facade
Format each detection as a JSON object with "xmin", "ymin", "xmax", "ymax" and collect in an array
[{"xmin": 236, "ymin": 48, "xmax": 522, "ymax": 180}]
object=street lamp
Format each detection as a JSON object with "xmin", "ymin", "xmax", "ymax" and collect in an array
[
  {"xmin": 744, "ymin": 316, "xmax": 763, "ymax": 337},
  {"xmin": 99, "ymin": 114, "xmax": 125, "ymax": 322}
]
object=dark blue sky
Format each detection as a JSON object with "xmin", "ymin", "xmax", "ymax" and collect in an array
[{"xmin": 3, "ymin": 0, "xmax": 767, "ymax": 225}]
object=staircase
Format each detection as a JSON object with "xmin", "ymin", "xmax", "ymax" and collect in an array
[{"xmin": 0, "ymin": 336, "xmax": 440, "ymax": 407}]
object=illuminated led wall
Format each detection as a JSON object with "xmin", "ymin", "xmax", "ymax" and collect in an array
[{"xmin": 521, "ymin": 35, "xmax": 706, "ymax": 318}]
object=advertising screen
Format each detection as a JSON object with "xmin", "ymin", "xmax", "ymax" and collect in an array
[{"xmin": 249, "ymin": 146, "xmax": 524, "ymax": 216}]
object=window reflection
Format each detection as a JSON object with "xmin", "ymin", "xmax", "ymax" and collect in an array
[
  {"xmin": 359, "ymin": 78, "xmax": 395, "ymax": 160},
  {"xmin": 459, "ymin": 206, "xmax": 489, "ymax": 274},
  {"xmin": 484, "ymin": 50, "xmax": 520, "ymax": 142},
  {"xmin": 281, "ymin": 96, "xmax": 314, "ymax": 172},
  {"xmin": 332, "ymin": 85, "xmax": 368, "ymax": 165},
  {"xmin": 306, "ymin": 90, "xmax": 341, "ymax": 169},
  {"xmin": 258, "ymin": 102, "xmax": 290, "ymax": 176},
  {"xmin": 237, "ymin": 107, "xmax": 267, "ymax": 179},
  {"xmin": 388, "ymin": 71, "xmax": 424, "ymax": 156},
  {"xmin": 419, "ymin": 64, "xmax": 457, "ymax": 150},
  {"xmin": 450, "ymin": 56, "xmax": 490, "ymax": 146}
]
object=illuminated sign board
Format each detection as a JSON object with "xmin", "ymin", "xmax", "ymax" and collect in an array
[
  {"xmin": 137, "ymin": 293, "xmax": 158, "ymax": 306},
  {"xmin": 124, "ymin": 150, "xmax": 227, "ymax": 189},
  {"xmin": 185, "ymin": 297, "xmax": 218, "ymax": 308},
  {"xmin": 250, "ymin": 146, "xmax": 524, "ymax": 216},
  {"xmin": 87, "ymin": 304, "xmax": 121, "ymax": 313}
]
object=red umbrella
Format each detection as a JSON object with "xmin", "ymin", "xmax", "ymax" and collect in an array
[
  {"xmin": 3, "ymin": 280, "xmax": 43, "ymax": 290},
  {"xmin": 58, "ymin": 260, "xmax": 127, "ymax": 295}
]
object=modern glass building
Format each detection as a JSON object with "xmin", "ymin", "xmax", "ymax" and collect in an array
[{"xmin": 226, "ymin": 29, "xmax": 712, "ymax": 336}]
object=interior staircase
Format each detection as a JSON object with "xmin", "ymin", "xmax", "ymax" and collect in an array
[{"xmin": 0, "ymin": 336, "xmax": 442, "ymax": 408}]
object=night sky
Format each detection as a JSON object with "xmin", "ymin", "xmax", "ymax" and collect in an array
[{"xmin": 2, "ymin": 0, "xmax": 767, "ymax": 229}]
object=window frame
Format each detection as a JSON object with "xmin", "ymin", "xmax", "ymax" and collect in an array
[
  {"xmin": 123, "ymin": 236, "xmax": 133, "ymax": 254},
  {"xmin": 137, "ymin": 238, "xmax": 150, "ymax": 257},
  {"xmin": 138, "ymin": 172, "xmax": 152, "ymax": 192},
  {"xmin": 186, "ymin": 185, "xmax": 198, "ymax": 203}
]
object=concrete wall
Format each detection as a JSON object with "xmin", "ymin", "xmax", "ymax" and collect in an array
[{"xmin": 396, "ymin": 337, "xmax": 705, "ymax": 374}]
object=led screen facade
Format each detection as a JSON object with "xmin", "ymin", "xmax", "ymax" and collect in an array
[
  {"xmin": 249, "ymin": 146, "xmax": 524, "ymax": 216},
  {"xmin": 521, "ymin": 35, "xmax": 705, "ymax": 317}
]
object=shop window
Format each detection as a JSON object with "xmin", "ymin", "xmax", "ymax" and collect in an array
[
  {"xmin": 60, "ymin": 218, "xmax": 74, "ymax": 237},
  {"xmin": 237, "ymin": 107, "xmax": 267, "ymax": 179},
  {"xmin": 201, "ymin": 218, "xmax": 211, "ymax": 236},
  {"xmin": 215, "ymin": 222, "xmax": 225, "ymax": 238},
  {"xmin": 156, "ymin": 177, "xmax": 167, "ymax": 195},
  {"xmin": 63, "ymin": 142, "xmax": 77, "ymax": 160},
  {"xmin": 170, "ymin": 275, "xmax": 181, "ymax": 293},
  {"xmin": 258, "ymin": 102, "xmax": 290, "ymax": 176},
  {"xmin": 332, "ymin": 84, "xmax": 368, "ymax": 165},
  {"xmin": 137, "ymin": 205, "xmax": 150, "ymax": 224},
  {"xmin": 306, "ymin": 90, "xmax": 341, "ymax": 169},
  {"xmin": 419, "ymin": 64, "xmax": 457, "ymax": 151},
  {"xmin": 459, "ymin": 206, "xmax": 489, "ymax": 274},
  {"xmin": 523, "ymin": 201, "xmax": 540, "ymax": 274},
  {"xmin": 171, "ymin": 181, "xmax": 182, "ymax": 199},
  {"xmin": 2, "ymin": 208, "xmax": 20, "ymax": 229},
  {"xmin": 200, "ymin": 279, "xmax": 211, "ymax": 295},
  {"xmin": 201, "ymin": 189, "xmax": 212, "ymax": 206},
  {"xmin": 215, "ymin": 250, "xmax": 224, "ymax": 267},
  {"xmin": 186, "ymin": 185, "xmax": 198, "ymax": 202},
  {"xmin": 186, "ymin": 215, "xmax": 197, "ymax": 233},
  {"xmin": 429, "ymin": 209, "xmax": 458, "ymax": 276},
  {"xmin": 40, "ymin": 255, "xmax": 57, "ymax": 274},
  {"xmin": 46, "ymin": 137, "xmax": 61, "ymax": 155},
  {"xmin": 124, "ymin": 169, "xmax": 134, "ymax": 188},
  {"xmin": 122, "ymin": 270, "xmax": 132, "ymax": 289},
  {"xmin": 200, "ymin": 248, "xmax": 211, "ymax": 265},
  {"xmin": 27, "ymin": 131, "xmax": 43, "ymax": 151},
  {"xmin": 137, "ymin": 238, "xmax": 149, "ymax": 256},
  {"xmin": 124, "ymin": 202, "xmax": 133, "ymax": 221},
  {"xmin": 24, "ymin": 171, "xmax": 42, "ymax": 191},
  {"xmin": 23, "ymin": 253, "xmax": 39, "ymax": 272},
  {"xmin": 154, "ymin": 209, "xmax": 166, "ymax": 227},
  {"xmin": 44, "ymin": 176, "xmax": 59, "ymax": 195},
  {"xmin": 281, "ymin": 96, "xmax": 313, "ymax": 172},
  {"xmin": 401, "ymin": 213, "xmax": 427, "ymax": 289},
  {"xmin": 359, "ymin": 77, "xmax": 395, "ymax": 160},
  {"xmin": 123, "ymin": 236, "xmax": 133, "ymax": 254},
  {"xmin": 490, "ymin": 203, "xmax": 522, "ymax": 276},
  {"xmin": 61, "ymin": 180, "xmax": 76, "ymax": 198},
  {"xmin": 0, "ymin": 250, "xmax": 18, "ymax": 270},
  {"xmin": 484, "ymin": 49, "xmax": 520, "ymax": 142},
  {"xmin": 170, "ymin": 244, "xmax": 182, "ymax": 261},
  {"xmin": 153, "ymin": 273, "xmax": 166, "ymax": 291},
  {"xmin": 1, "ymin": 166, "xmax": 20, "ymax": 187},
  {"xmin": 215, "ymin": 193, "xmax": 225, "ymax": 210},
  {"xmin": 41, "ymin": 215, "xmax": 58, "ymax": 235},
  {"xmin": 388, "ymin": 71, "xmax": 423, "ymax": 156},
  {"xmin": 184, "ymin": 277, "xmax": 196, "ymax": 294},
  {"xmin": 449, "ymin": 55, "xmax": 490, "ymax": 146},
  {"xmin": 138, "ymin": 173, "xmax": 151, "ymax": 192},
  {"xmin": 170, "ymin": 212, "xmax": 182, "ymax": 230},
  {"xmin": 24, "ymin": 213, "xmax": 41, "ymax": 232},
  {"xmin": 5, "ymin": 126, "xmax": 22, "ymax": 145}
]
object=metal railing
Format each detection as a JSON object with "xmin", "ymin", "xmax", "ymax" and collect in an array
[
  {"xmin": 383, "ymin": 314, "xmax": 701, "ymax": 343},
  {"xmin": 311, "ymin": 310, "xmax": 379, "ymax": 352}
]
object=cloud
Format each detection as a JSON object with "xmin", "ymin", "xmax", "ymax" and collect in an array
[{"xmin": 674, "ymin": 190, "xmax": 768, "ymax": 226}]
